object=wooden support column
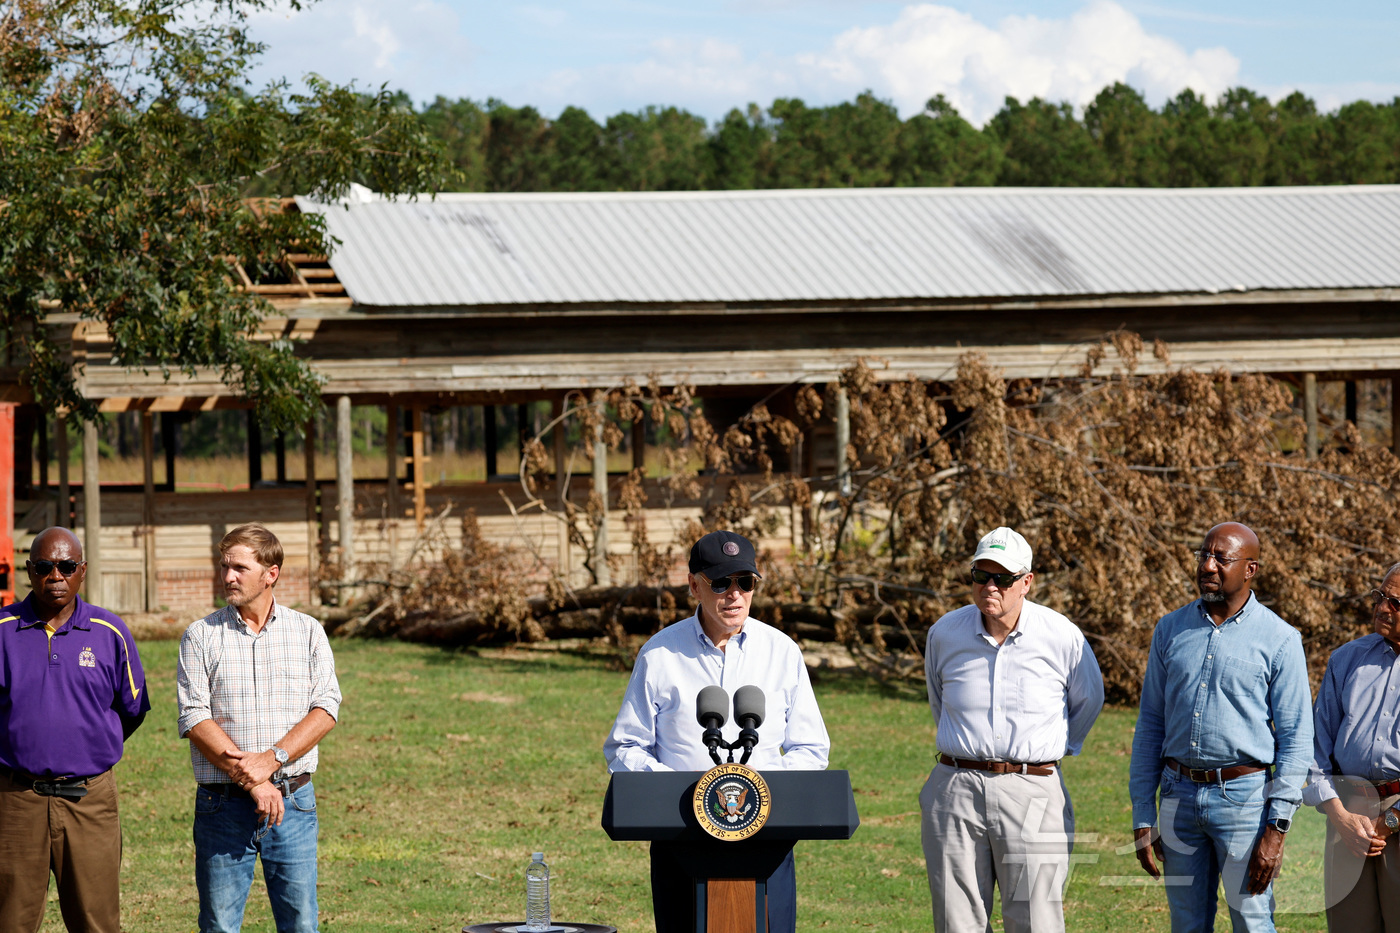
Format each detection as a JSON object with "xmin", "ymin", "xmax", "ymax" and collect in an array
[
  {"xmin": 632, "ymin": 413, "xmax": 645, "ymax": 473},
  {"xmin": 484, "ymin": 405, "xmax": 498, "ymax": 478},
  {"xmin": 141, "ymin": 413, "xmax": 157, "ymax": 611},
  {"xmin": 386, "ymin": 405, "xmax": 400, "ymax": 569},
  {"xmin": 247, "ymin": 410, "xmax": 262, "ymax": 488},
  {"xmin": 516, "ymin": 403, "xmax": 529, "ymax": 473},
  {"xmin": 82, "ymin": 419, "xmax": 102, "ymax": 606},
  {"xmin": 834, "ymin": 384, "xmax": 852, "ymax": 495},
  {"xmin": 336, "ymin": 396, "xmax": 353, "ymax": 588},
  {"xmin": 1393, "ymin": 376, "xmax": 1400, "ymax": 458},
  {"xmin": 161, "ymin": 412, "xmax": 177, "ymax": 490},
  {"xmin": 274, "ymin": 431, "xmax": 286, "ymax": 484},
  {"xmin": 303, "ymin": 418, "xmax": 320, "ymax": 609},
  {"xmin": 552, "ymin": 399, "xmax": 571, "ymax": 582},
  {"xmin": 1304, "ymin": 373, "xmax": 1319, "ymax": 459},
  {"xmin": 56, "ymin": 413, "xmax": 69, "ymax": 527},
  {"xmin": 410, "ymin": 406, "xmax": 427, "ymax": 531},
  {"xmin": 593, "ymin": 397, "xmax": 610, "ymax": 587}
]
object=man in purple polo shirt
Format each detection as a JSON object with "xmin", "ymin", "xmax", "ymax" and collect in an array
[{"xmin": 0, "ymin": 526, "xmax": 149, "ymax": 933}]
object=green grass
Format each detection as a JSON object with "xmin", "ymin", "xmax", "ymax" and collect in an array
[{"xmin": 35, "ymin": 639, "xmax": 1329, "ymax": 931}]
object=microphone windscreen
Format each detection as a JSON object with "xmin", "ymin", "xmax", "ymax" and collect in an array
[
  {"xmin": 696, "ymin": 685, "xmax": 729, "ymax": 727},
  {"xmin": 733, "ymin": 685, "xmax": 766, "ymax": 727}
]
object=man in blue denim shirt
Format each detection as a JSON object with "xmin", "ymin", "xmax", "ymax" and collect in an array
[{"xmin": 1129, "ymin": 522, "xmax": 1312, "ymax": 932}]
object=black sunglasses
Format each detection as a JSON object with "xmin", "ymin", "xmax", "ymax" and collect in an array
[
  {"xmin": 706, "ymin": 574, "xmax": 757, "ymax": 594},
  {"xmin": 28, "ymin": 559, "xmax": 83, "ymax": 577},
  {"xmin": 970, "ymin": 568, "xmax": 1025, "ymax": 588},
  {"xmin": 1373, "ymin": 589, "xmax": 1400, "ymax": 612}
]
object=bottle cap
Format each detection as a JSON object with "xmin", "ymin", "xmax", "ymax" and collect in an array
[{"xmin": 532, "ymin": 852, "xmax": 544, "ymax": 860}]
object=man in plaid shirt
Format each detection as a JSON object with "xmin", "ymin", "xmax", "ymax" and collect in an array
[{"xmin": 177, "ymin": 523, "xmax": 342, "ymax": 933}]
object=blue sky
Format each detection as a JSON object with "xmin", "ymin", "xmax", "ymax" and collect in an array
[{"xmin": 244, "ymin": 0, "xmax": 1400, "ymax": 126}]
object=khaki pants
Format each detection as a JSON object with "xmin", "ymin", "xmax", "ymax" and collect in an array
[
  {"xmin": 920, "ymin": 763, "xmax": 1074, "ymax": 933},
  {"xmin": 1326, "ymin": 792, "xmax": 1400, "ymax": 933},
  {"xmin": 0, "ymin": 769, "xmax": 122, "ymax": 933}
]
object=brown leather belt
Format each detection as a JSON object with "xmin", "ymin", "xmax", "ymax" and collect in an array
[
  {"xmin": 1342, "ymin": 776, "xmax": 1400, "ymax": 798},
  {"xmin": 201, "ymin": 773, "xmax": 311, "ymax": 800},
  {"xmin": 1166, "ymin": 758, "xmax": 1266, "ymax": 783},
  {"xmin": 939, "ymin": 753, "xmax": 1058, "ymax": 777}
]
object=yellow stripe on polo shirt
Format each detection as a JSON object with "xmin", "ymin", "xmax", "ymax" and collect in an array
[
  {"xmin": 0, "ymin": 615, "xmax": 18, "ymax": 626},
  {"xmin": 90, "ymin": 617, "xmax": 141, "ymax": 700}
]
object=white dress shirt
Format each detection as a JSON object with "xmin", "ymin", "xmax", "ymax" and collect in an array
[
  {"xmin": 925, "ymin": 601, "xmax": 1103, "ymax": 763},
  {"xmin": 603, "ymin": 614, "xmax": 830, "ymax": 772}
]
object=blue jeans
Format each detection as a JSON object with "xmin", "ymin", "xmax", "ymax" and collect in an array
[
  {"xmin": 1158, "ymin": 766, "xmax": 1274, "ymax": 933},
  {"xmin": 194, "ymin": 781, "xmax": 320, "ymax": 933}
]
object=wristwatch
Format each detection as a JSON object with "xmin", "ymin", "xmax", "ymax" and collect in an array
[
  {"xmin": 1269, "ymin": 817, "xmax": 1292, "ymax": 834},
  {"xmin": 1384, "ymin": 808, "xmax": 1400, "ymax": 832},
  {"xmin": 271, "ymin": 746, "xmax": 290, "ymax": 767}
]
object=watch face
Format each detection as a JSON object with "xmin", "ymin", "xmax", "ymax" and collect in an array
[{"xmin": 1387, "ymin": 810, "xmax": 1399, "ymax": 830}]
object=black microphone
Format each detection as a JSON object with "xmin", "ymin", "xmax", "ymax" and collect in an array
[
  {"xmin": 733, "ymin": 685, "xmax": 765, "ymax": 765},
  {"xmin": 696, "ymin": 686, "xmax": 729, "ymax": 766}
]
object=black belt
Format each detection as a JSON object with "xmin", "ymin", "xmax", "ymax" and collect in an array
[
  {"xmin": 939, "ymin": 753, "xmax": 1058, "ymax": 777},
  {"xmin": 2, "ymin": 767, "xmax": 100, "ymax": 800},
  {"xmin": 1165, "ymin": 758, "xmax": 1266, "ymax": 783},
  {"xmin": 201, "ymin": 773, "xmax": 311, "ymax": 800}
]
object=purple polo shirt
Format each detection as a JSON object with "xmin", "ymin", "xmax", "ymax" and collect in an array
[{"xmin": 0, "ymin": 594, "xmax": 149, "ymax": 777}]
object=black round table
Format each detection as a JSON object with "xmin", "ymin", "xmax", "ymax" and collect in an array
[{"xmin": 462, "ymin": 918, "xmax": 616, "ymax": 924}]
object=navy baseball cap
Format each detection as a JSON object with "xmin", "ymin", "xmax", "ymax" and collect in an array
[{"xmin": 689, "ymin": 530, "xmax": 761, "ymax": 580}]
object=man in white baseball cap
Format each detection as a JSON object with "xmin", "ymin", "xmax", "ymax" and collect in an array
[{"xmin": 920, "ymin": 526, "xmax": 1104, "ymax": 932}]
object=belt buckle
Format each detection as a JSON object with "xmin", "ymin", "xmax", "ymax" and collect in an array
[{"xmin": 1188, "ymin": 767, "xmax": 1214, "ymax": 783}]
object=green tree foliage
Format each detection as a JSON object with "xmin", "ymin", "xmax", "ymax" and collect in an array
[
  {"xmin": 0, "ymin": 0, "xmax": 452, "ymax": 430},
  {"xmin": 417, "ymin": 84, "xmax": 1400, "ymax": 193}
]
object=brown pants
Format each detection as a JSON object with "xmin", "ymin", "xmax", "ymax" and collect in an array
[
  {"xmin": 0, "ymin": 769, "xmax": 122, "ymax": 933},
  {"xmin": 1326, "ymin": 792, "xmax": 1400, "ymax": 933}
]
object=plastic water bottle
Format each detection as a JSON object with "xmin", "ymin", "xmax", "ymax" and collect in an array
[{"xmin": 524, "ymin": 852, "xmax": 551, "ymax": 932}]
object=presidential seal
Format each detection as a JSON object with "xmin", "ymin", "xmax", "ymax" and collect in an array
[{"xmin": 693, "ymin": 763, "xmax": 771, "ymax": 841}]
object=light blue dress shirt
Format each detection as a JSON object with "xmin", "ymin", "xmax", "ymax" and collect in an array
[
  {"xmin": 1129, "ymin": 592, "xmax": 1313, "ymax": 827},
  {"xmin": 603, "ymin": 614, "xmax": 830, "ymax": 772},
  {"xmin": 1305, "ymin": 633, "xmax": 1400, "ymax": 807},
  {"xmin": 924, "ymin": 600, "xmax": 1104, "ymax": 763}
]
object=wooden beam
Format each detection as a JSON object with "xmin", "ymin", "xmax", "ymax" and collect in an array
[
  {"xmin": 1304, "ymin": 373, "xmax": 1319, "ymax": 459},
  {"xmin": 552, "ymin": 398, "xmax": 569, "ymax": 583},
  {"xmin": 593, "ymin": 397, "xmax": 609, "ymax": 587},
  {"xmin": 410, "ymin": 406, "xmax": 427, "ymax": 531},
  {"xmin": 834, "ymin": 384, "xmax": 851, "ymax": 495},
  {"xmin": 336, "ymin": 395, "xmax": 353, "ymax": 589},
  {"xmin": 56, "ymin": 413, "xmax": 69, "ymax": 527},
  {"xmin": 82, "ymin": 419, "xmax": 102, "ymax": 606},
  {"xmin": 141, "ymin": 413, "xmax": 157, "ymax": 612},
  {"xmin": 304, "ymin": 418, "xmax": 320, "ymax": 609},
  {"xmin": 386, "ymin": 404, "xmax": 400, "ymax": 570}
]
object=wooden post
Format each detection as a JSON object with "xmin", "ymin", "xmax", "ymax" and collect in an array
[
  {"xmin": 386, "ymin": 404, "xmax": 400, "ymax": 569},
  {"xmin": 247, "ymin": 409, "xmax": 262, "ymax": 488},
  {"xmin": 82, "ymin": 419, "xmax": 102, "ymax": 606},
  {"xmin": 336, "ymin": 395, "xmax": 353, "ymax": 589},
  {"xmin": 1393, "ymin": 376, "xmax": 1400, "ymax": 458},
  {"xmin": 303, "ymin": 418, "xmax": 320, "ymax": 609},
  {"xmin": 56, "ymin": 413, "xmax": 69, "ymax": 527},
  {"xmin": 834, "ymin": 384, "xmax": 851, "ymax": 495},
  {"xmin": 1304, "ymin": 373, "xmax": 1319, "ymax": 459},
  {"xmin": 552, "ymin": 399, "xmax": 571, "ymax": 582},
  {"xmin": 410, "ymin": 406, "xmax": 427, "ymax": 531},
  {"xmin": 484, "ymin": 405, "xmax": 498, "ymax": 479},
  {"xmin": 593, "ymin": 398, "xmax": 610, "ymax": 587},
  {"xmin": 141, "ymin": 413, "xmax": 157, "ymax": 611}
]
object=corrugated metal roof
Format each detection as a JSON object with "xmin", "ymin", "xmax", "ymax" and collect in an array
[{"xmin": 296, "ymin": 185, "xmax": 1400, "ymax": 308}]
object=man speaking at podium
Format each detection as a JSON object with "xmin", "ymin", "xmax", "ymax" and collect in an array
[{"xmin": 604, "ymin": 530, "xmax": 830, "ymax": 933}]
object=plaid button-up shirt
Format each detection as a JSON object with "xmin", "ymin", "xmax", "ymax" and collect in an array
[{"xmin": 176, "ymin": 602, "xmax": 342, "ymax": 784}]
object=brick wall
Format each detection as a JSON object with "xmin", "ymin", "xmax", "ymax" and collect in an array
[{"xmin": 155, "ymin": 568, "xmax": 312, "ymax": 612}]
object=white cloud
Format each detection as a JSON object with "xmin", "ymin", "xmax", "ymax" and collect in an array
[
  {"xmin": 243, "ymin": 0, "xmax": 471, "ymax": 97},
  {"xmin": 803, "ymin": 0, "xmax": 1240, "ymax": 123},
  {"xmin": 526, "ymin": 1, "xmax": 1240, "ymax": 125}
]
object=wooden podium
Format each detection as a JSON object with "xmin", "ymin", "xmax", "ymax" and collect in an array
[{"xmin": 601, "ymin": 770, "xmax": 859, "ymax": 933}]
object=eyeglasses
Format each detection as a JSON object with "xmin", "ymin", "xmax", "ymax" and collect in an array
[
  {"xmin": 1373, "ymin": 590, "xmax": 1400, "ymax": 612},
  {"xmin": 706, "ymin": 574, "xmax": 757, "ymax": 594},
  {"xmin": 1194, "ymin": 550, "xmax": 1250, "ymax": 567},
  {"xmin": 970, "ymin": 568, "xmax": 1026, "ymax": 588},
  {"xmin": 27, "ymin": 559, "xmax": 83, "ymax": 577}
]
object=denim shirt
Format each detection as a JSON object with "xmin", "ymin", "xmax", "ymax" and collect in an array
[{"xmin": 1129, "ymin": 592, "xmax": 1313, "ymax": 827}]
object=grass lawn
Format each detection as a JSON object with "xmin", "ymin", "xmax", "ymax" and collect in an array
[{"xmin": 39, "ymin": 638, "xmax": 1329, "ymax": 932}]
